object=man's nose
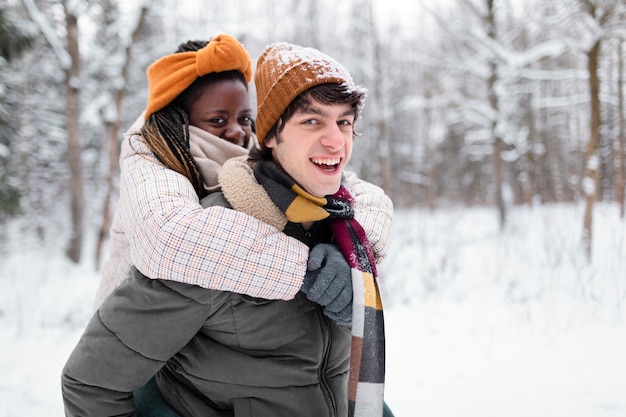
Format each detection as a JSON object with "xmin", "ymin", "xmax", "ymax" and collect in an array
[{"xmin": 320, "ymin": 124, "xmax": 345, "ymax": 150}]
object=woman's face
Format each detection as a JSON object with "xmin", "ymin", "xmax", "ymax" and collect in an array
[{"xmin": 187, "ymin": 79, "xmax": 253, "ymax": 147}]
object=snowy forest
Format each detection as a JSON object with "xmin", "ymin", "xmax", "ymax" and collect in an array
[
  {"xmin": 0, "ymin": 0, "xmax": 624, "ymax": 265},
  {"xmin": 2, "ymin": 1, "xmax": 626, "ymax": 415}
]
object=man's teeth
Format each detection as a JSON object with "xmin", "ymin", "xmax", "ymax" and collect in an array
[{"xmin": 311, "ymin": 158, "xmax": 340, "ymax": 166}]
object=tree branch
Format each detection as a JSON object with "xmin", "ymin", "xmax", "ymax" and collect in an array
[{"xmin": 21, "ymin": 0, "xmax": 72, "ymax": 69}]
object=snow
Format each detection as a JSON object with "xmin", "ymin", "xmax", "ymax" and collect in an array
[{"xmin": 1, "ymin": 203, "xmax": 625, "ymax": 416}]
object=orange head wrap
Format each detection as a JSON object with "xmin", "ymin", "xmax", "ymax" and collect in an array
[{"xmin": 144, "ymin": 33, "xmax": 253, "ymax": 120}]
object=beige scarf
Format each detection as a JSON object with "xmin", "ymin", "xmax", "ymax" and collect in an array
[{"xmin": 187, "ymin": 125, "xmax": 251, "ymax": 193}]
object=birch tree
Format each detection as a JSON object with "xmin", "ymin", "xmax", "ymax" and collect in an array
[
  {"xmin": 22, "ymin": 0, "xmax": 85, "ymax": 262},
  {"xmin": 578, "ymin": 0, "xmax": 626, "ymax": 259},
  {"xmin": 93, "ymin": 1, "xmax": 150, "ymax": 269},
  {"xmin": 617, "ymin": 41, "xmax": 625, "ymax": 218}
]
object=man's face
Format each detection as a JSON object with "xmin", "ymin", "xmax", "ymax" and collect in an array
[{"xmin": 265, "ymin": 99, "xmax": 355, "ymax": 197}]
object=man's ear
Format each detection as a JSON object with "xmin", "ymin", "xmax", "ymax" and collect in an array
[{"xmin": 265, "ymin": 134, "xmax": 276, "ymax": 148}]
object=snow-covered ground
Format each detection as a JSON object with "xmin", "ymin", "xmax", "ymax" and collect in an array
[{"xmin": 1, "ymin": 203, "xmax": 625, "ymax": 416}]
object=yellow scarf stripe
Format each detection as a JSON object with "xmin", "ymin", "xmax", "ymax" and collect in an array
[
  {"xmin": 284, "ymin": 184, "xmax": 330, "ymax": 223},
  {"xmin": 292, "ymin": 184, "xmax": 328, "ymax": 205},
  {"xmin": 285, "ymin": 201, "xmax": 329, "ymax": 222},
  {"xmin": 362, "ymin": 271, "xmax": 383, "ymax": 310}
]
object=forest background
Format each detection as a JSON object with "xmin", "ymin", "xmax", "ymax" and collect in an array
[
  {"xmin": 1, "ymin": 1, "xmax": 626, "ymax": 416},
  {"xmin": 1, "ymin": 0, "xmax": 625, "ymax": 264}
]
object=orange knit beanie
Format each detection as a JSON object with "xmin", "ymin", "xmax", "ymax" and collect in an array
[
  {"xmin": 144, "ymin": 33, "xmax": 253, "ymax": 120},
  {"xmin": 254, "ymin": 42, "xmax": 364, "ymax": 144}
]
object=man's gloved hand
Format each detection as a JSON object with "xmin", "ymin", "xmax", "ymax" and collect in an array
[{"xmin": 301, "ymin": 243, "xmax": 353, "ymax": 325}]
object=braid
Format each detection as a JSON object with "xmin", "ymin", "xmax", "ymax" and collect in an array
[{"xmin": 142, "ymin": 106, "xmax": 206, "ymax": 198}]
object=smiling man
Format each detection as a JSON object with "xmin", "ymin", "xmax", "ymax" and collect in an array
[
  {"xmin": 62, "ymin": 42, "xmax": 391, "ymax": 417},
  {"xmin": 228, "ymin": 41, "xmax": 388, "ymax": 417},
  {"xmin": 262, "ymin": 97, "xmax": 355, "ymax": 197}
]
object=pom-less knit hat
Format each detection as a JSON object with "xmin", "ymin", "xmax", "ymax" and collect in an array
[
  {"xmin": 144, "ymin": 33, "xmax": 253, "ymax": 120},
  {"xmin": 254, "ymin": 42, "xmax": 365, "ymax": 144}
]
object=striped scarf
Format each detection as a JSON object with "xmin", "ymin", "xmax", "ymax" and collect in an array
[{"xmin": 254, "ymin": 161, "xmax": 385, "ymax": 417}]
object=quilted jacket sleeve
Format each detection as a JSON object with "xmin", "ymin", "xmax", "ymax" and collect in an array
[{"xmin": 62, "ymin": 270, "xmax": 214, "ymax": 416}]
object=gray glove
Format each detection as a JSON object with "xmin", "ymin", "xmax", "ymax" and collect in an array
[{"xmin": 301, "ymin": 243, "xmax": 352, "ymax": 325}]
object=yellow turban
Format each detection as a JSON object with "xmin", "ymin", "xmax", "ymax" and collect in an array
[{"xmin": 144, "ymin": 33, "xmax": 253, "ymax": 120}]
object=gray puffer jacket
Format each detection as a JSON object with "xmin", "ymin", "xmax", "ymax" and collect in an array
[{"xmin": 61, "ymin": 157, "xmax": 351, "ymax": 417}]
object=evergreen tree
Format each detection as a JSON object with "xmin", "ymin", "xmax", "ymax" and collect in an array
[{"xmin": 0, "ymin": 5, "xmax": 35, "ymax": 224}]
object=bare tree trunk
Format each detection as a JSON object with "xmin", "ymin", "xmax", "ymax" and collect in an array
[
  {"xmin": 64, "ymin": 3, "xmax": 84, "ymax": 263},
  {"xmin": 95, "ymin": 5, "xmax": 149, "ymax": 269},
  {"xmin": 535, "ymin": 83, "xmax": 549, "ymax": 203},
  {"xmin": 523, "ymin": 94, "xmax": 535, "ymax": 205},
  {"xmin": 425, "ymin": 109, "xmax": 437, "ymax": 211},
  {"xmin": 582, "ymin": 39, "xmax": 601, "ymax": 260},
  {"xmin": 370, "ymin": 17, "xmax": 392, "ymax": 196},
  {"xmin": 547, "ymin": 123, "xmax": 565, "ymax": 203},
  {"xmin": 95, "ymin": 121, "xmax": 117, "ymax": 269},
  {"xmin": 485, "ymin": 0, "xmax": 506, "ymax": 228},
  {"xmin": 616, "ymin": 41, "xmax": 625, "ymax": 219}
]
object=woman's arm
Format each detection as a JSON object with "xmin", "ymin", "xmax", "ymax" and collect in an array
[
  {"xmin": 344, "ymin": 170, "xmax": 394, "ymax": 264},
  {"xmin": 97, "ymin": 126, "xmax": 393, "ymax": 308},
  {"xmin": 97, "ymin": 131, "xmax": 308, "ymax": 308}
]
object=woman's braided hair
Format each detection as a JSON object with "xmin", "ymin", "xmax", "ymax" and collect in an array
[{"xmin": 140, "ymin": 40, "xmax": 210, "ymax": 199}]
